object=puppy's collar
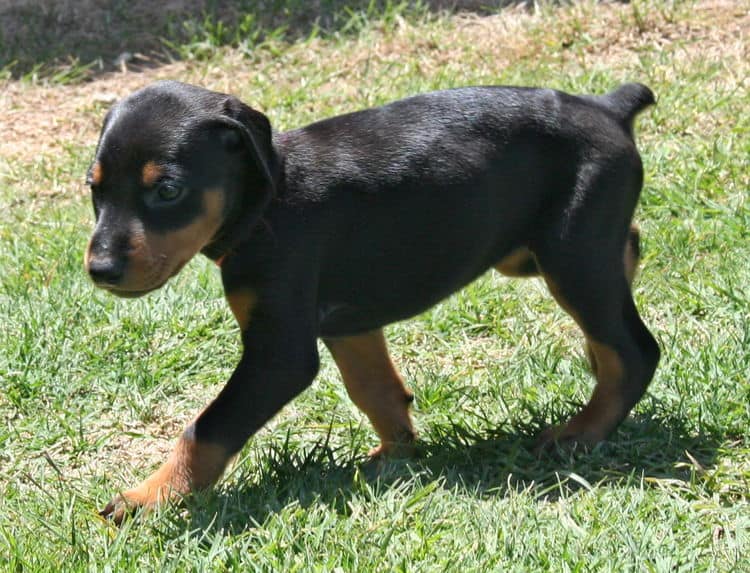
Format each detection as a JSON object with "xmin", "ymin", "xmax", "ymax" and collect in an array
[{"xmin": 214, "ymin": 254, "xmax": 227, "ymax": 267}]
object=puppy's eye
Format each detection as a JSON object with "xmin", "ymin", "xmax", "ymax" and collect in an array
[{"xmin": 156, "ymin": 183, "xmax": 184, "ymax": 202}]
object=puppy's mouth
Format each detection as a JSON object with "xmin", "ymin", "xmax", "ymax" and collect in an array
[
  {"xmin": 101, "ymin": 258, "xmax": 189, "ymax": 298},
  {"xmin": 104, "ymin": 283, "xmax": 163, "ymax": 298}
]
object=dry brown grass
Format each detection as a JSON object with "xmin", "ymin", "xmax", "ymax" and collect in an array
[
  {"xmin": 1, "ymin": 0, "xmax": 747, "ymax": 160},
  {"xmin": 0, "ymin": 0, "xmax": 512, "ymax": 76}
]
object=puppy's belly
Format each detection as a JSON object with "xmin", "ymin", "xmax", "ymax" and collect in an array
[
  {"xmin": 318, "ymin": 301, "xmax": 431, "ymax": 338},
  {"xmin": 316, "ymin": 265, "xmax": 486, "ymax": 338}
]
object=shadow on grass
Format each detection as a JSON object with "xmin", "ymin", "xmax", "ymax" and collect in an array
[
  {"xmin": 180, "ymin": 406, "xmax": 722, "ymax": 534},
  {"xmin": 1, "ymin": 0, "xmax": 529, "ymax": 80}
]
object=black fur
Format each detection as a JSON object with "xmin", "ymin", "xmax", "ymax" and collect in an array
[{"xmin": 88, "ymin": 80, "xmax": 660, "ymax": 508}]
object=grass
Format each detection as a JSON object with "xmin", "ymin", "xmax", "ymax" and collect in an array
[
  {"xmin": 0, "ymin": 0, "xmax": 496, "ymax": 80},
  {"xmin": 1, "ymin": 0, "xmax": 749, "ymax": 570}
]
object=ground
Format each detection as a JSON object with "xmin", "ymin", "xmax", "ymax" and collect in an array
[{"xmin": 0, "ymin": 0, "xmax": 748, "ymax": 570}]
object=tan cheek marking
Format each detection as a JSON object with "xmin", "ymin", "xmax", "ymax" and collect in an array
[
  {"xmin": 226, "ymin": 289, "xmax": 256, "ymax": 330},
  {"xmin": 129, "ymin": 221, "xmax": 147, "ymax": 253},
  {"xmin": 123, "ymin": 219, "xmax": 155, "ymax": 286},
  {"xmin": 203, "ymin": 189, "xmax": 225, "ymax": 232},
  {"xmin": 143, "ymin": 189, "xmax": 226, "ymax": 276},
  {"xmin": 91, "ymin": 162, "xmax": 104, "ymax": 186},
  {"xmin": 142, "ymin": 161, "xmax": 163, "ymax": 187}
]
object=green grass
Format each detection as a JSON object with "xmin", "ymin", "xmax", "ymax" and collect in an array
[
  {"xmin": 0, "ymin": 0, "xmax": 468, "ymax": 81},
  {"xmin": 1, "ymin": 0, "xmax": 749, "ymax": 570}
]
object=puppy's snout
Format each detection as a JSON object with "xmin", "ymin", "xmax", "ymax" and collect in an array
[{"xmin": 88, "ymin": 257, "xmax": 125, "ymax": 286}]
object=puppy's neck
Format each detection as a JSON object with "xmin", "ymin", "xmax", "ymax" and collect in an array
[{"xmin": 202, "ymin": 184, "xmax": 275, "ymax": 264}]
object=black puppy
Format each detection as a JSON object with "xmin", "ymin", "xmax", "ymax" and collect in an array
[{"xmin": 85, "ymin": 81, "xmax": 659, "ymax": 522}]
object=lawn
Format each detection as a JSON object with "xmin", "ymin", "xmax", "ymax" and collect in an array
[{"xmin": 0, "ymin": 0, "xmax": 748, "ymax": 570}]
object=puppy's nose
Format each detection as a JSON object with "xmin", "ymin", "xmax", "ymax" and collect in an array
[{"xmin": 88, "ymin": 257, "xmax": 125, "ymax": 285}]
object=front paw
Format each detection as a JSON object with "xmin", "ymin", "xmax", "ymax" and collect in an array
[
  {"xmin": 534, "ymin": 422, "xmax": 606, "ymax": 455},
  {"xmin": 99, "ymin": 494, "xmax": 129, "ymax": 524},
  {"xmin": 99, "ymin": 481, "xmax": 178, "ymax": 525},
  {"xmin": 99, "ymin": 492, "xmax": 143, "ymax": 525},
  {"xmin": 368, "ymin": 429, "xmax": 417, "ymax": 459},
  {"xmin": 368, "ymin": 442, "xmax": 416, "ymax": 458},
  {"xmin": 98, "ymin": 433, "xmax": 230, "ymax": 525}
]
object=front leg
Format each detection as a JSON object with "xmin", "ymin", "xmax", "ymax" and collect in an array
[
  {"xmin": 324, "ymin": 330, "xmax": 415, "ymax": 458},
  {"xmin": 99, "ymin": 425, "xmax": 230, "ymax": 523},
  {"xmin": 100, "ymin": 295, "xmax": 319, "ymax": 523}
]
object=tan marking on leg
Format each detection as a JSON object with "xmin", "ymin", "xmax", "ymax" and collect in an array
[
  {"xmin": 538, "ymin": 274, "xmax": 627, "ymax": 446},
  {"xmin": 494, "ymin": 247, "xmax": 539, "ymax": 277},
  {"xmin": 624, "ymin": 225, "xmax": 641, "ymax": 287},
  {"xmin": 226, "ymin": 289, "xmax": 256, "ymax": 331},
  {"xmin": 548, "ymin": 339, "xmax": 625, "ymax": 443},
  {"xmin": 584, "ymin": 226, "xmax": 640, "ymax": 376},
  {"xmin": 325, "ymin": 330, "xmax": 415, "ymax": 457},
  {"xmin": 545, "ymin": 275, "xmax": 596, "ymax": 373},
  {"xmin": 102, "ymin": 432, "xmax": 231, "ymax": 524},
  {"xmin": 141, "ymin": 161, "xmax": 163, "ymax": 187}
]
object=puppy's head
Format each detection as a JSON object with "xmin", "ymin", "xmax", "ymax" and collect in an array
[{"xmin": 84, "ymin": 81, "xmax": 275, "ymax": 297}]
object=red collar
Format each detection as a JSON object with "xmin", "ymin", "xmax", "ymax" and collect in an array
[{"xmin": 215, "ymin": 254, "xmax": 227, "ymax": 267}]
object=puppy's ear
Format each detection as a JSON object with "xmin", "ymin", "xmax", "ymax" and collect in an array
[{"xmin": 217, "ymin": 96, "xmax": 276, "ymax": 192}]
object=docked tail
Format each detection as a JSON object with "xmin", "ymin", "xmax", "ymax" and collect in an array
[{"xmin": 597, "ymin": 83, "xmax": 655, "ymax": 134}]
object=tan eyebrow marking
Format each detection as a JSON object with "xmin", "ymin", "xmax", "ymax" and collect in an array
[{"xmin": 141, "ymin": 161, "xmax": 164, "ymax": 187}]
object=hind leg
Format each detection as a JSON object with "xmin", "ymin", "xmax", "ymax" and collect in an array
[
  {"xmin": 534, "ymin": 248, "xmax": 659, "ymax": 448},
  {"xmin": 585, "ymin": 224, "xmax": 642, "ymax": 376},
  {"xmin": 495, "ymin": 225, "xmax": 642, "ymax": 379}
]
